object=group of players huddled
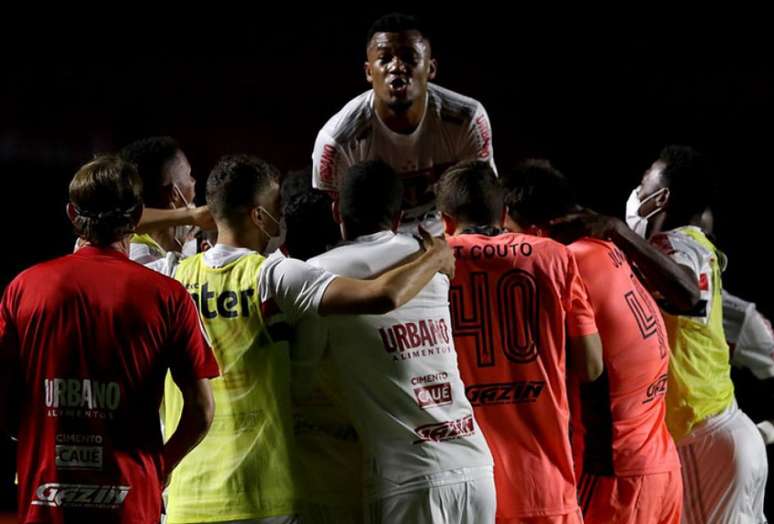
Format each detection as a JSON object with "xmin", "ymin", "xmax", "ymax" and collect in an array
[{"xmin": 2, "ymin": 12, "xmax": 773, "ymax": 524}]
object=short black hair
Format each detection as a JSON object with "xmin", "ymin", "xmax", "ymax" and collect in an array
[
  {"xmin": 281, "ymin": 167, "xmax": 341, "ymax": 261},
  {"xmin": 119, "ymin": 136, "xmax": 180, "ymax": 209},
  {"xmin": 501, "ymin": 159, "xmax": 578, "ymax": 226},
  {"xmin": 339, "ymin": 160, "xmax": 403, "ymax": 238},
  {"xmin": 69, "ymin": 155, "xmax": 143, "ymax": 246},
  {"xmin": 205, "ymin": 155, "xmax": 280, "ymax": 226},
  {"xmin": 367, "ymin": 12, "xmax": 430, "ymax": 47},
  {"xmin": 658, "ymin": 145, "xmax": 713, "ymax": 221},
  {"xmin": 436, "ymin": 161, "xmax": 503, "ymax": 226}
]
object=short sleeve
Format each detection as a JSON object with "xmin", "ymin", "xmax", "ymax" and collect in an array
[
  {"xmin": 311, "ymin": 129, "xmax": 350, "ymax": 193},
  {"xmin": 564, "ymin": 251, "xmax": 599, "ymax": 338},
  {"xmin": 457, "ymin": 104, "xmax": 497, "ymax": 175},
  {"xmin": 258, "ymin": 253, "xmax": 337, "ymax": 325}
]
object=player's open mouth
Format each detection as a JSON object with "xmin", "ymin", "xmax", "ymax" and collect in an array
[{"xmin": 389, "ymin": 77, "xmax": 409, "ymax": 94}]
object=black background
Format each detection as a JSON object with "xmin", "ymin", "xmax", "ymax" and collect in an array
[{"xmin": 1, "ymin": 8, "xmax": 772, "ymax": 514}]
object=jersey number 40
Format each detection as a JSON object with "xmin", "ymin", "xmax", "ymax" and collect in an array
[{"xmin": 450, "ymin": 269, "xmax": 539, "ymax": 367}]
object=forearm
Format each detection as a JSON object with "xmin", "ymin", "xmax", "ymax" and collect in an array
[
  {"xmin": 609, "ymin": 222, "xmax": 700, "ymax": 311},
  {"xmin": 161, "ymin": 381, "xmax": 213, "ymax": 481},
  {"xmin": 136, "ymin": 207, "xmax": 194, "ymax": 234},
  {"xmin": 319, "ymin": 248, "xmax": 446, "ymax": 316}
]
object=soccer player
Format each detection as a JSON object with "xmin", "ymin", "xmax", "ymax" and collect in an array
[
  {"xmin": 551, "ymin": 146, "xmax": 768, "ymax": 522},
  {"xmin": 296, "ymin": 160, "xmax": 496, "ymax": 523},
  {"xmin": 312, "ymin": 12, "xmax": 496, "ymax": 234},
  {"xmin": 502, "ymin": 159, "xmax": 682, "ymax": 523},
  {"xmin": 0, "ymin": 155, "xmax": 219, "ymax": 524},
  {"xmin": 278, "ymin": 169, "xmax": 360, "ymax": 523},
  {"xmin": 120, "ymin": 136, "xmax": 200, "ymax": 268},
  {"xmin": 436, "ymin": 161, "xmax": 603, "ymax": 523},
  {"xmin": 162, "ymin": 155, "xmax": 456, "ymax": 524}
]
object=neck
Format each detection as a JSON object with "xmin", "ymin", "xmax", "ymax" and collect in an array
[
  {"xmin": 81, "ymin": 237, "xmax": 131, "ymax": 255},
  {"xmin": 150, "ymin": 227, "xmax": 178, "ymax": 253},
  {"xmin": 216, "ymin": 227, "xmax": 266, "ymax": 253},
  {"xmin": 454, "ymin": 222, "xmax": 500, "ymax": 235},
  {"xmin": 374, "ymin": 95, "xmax": 426, "ymax": 134}
]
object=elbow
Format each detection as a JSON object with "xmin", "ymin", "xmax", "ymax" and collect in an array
[{"xmin": 584, "ymin": 358, "xmax": 604, "ymax": 383}]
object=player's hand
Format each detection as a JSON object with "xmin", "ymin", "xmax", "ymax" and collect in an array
[
  {"xmin": 418, "ymin": 226, "xmax": 455, "ymax": 280},
  {"xmin": 548, "ymin": 209, "xmax": 622, "ymax": 244},
  {"xmin": 190, "ymin": 206, "xmax": 216, "ymax": 231}
]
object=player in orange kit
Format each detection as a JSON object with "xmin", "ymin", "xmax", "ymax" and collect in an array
[
  {"xmin": 436, "ymin": 161, "xmax": 603, "ymax": 523},
  {"xmin": 502, "ymin": 159, "xmax": 682, "ymax": 524}
]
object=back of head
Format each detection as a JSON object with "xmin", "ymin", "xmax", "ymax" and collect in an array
[
  {"xmin": 69, "ymin": 155, "xmax": 143, "ymax": 246},
  {"xmin": 436, "ymin": 161, "xmax": 503, "ymax": 226},
  {"xmin": 206, "ymin": 154, "xmax": 280, "ymax": 227},
  {"xmin": 119, "ymin": 136, "xmax": 180, "ymax": 209},
  {"xmin": 339, "ymin": 160, "xmax": 403, "ymax": 238},
  {"xmin": 282, "ymin": 167, "xmax": 341, "ymax": 260},
  {"xmin": 501, "ymin": 159, "xmax": 577, "ymax": 227},
  {"xmin": 367, "ymin": 12, "xmax": 430, "ymax": 47},
  {"xmin": 658, "ymin": 145, "xmax": 712, "ymax": 223}
]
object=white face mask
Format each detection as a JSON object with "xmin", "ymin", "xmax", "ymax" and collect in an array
[
  {"xmin": 258, "ymin": 207, "xmax": 285, "ymax": 255},
  {"xmin": 173, "ymin": 184, "xmax": 199, "ymax": 257},
  {"xmin": 625, "ymin": 186, "xmax": 668, "ymax": 238}
]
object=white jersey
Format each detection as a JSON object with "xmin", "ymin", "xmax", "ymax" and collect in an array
[
  {"xmin": 312, "ymin": 83, "xmax": 496, "ymax": 234},
  {"xmin": 723, "ymin": 291, "xmax": 774, "ymax": 380},
  {"xmin": 298, "ymin": 231, "xmax": 493, "ymax": 497}
]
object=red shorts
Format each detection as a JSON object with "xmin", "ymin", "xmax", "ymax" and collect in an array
[{"xmin": 578, "ymin": 470, "xmax": 683, "ymax": 524}]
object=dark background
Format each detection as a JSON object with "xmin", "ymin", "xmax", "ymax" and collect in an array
[{"xmin": 1, "ymin": 9, "xmax": 772, "ymax": 515}]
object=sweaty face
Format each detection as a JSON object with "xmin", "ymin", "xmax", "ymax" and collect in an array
[{"xmin": 366, "ymin": 31, "xmax": 435, "ymax": 113}]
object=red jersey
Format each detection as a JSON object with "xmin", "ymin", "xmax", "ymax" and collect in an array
[
  {"xmin": 0, "ymin": 247, "xmax": 219, "ymax": 524},
  {"xmin": 448, "ymin": 230, "xmax": 598, "ymax": 519},
  {"xmin": 567, "ymin": 238, "xmax": 679, "ymax": 477}
]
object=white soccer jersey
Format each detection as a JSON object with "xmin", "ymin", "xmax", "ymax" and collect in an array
[
  {"xmin": 724, "ymin": 291, "xmax": 774, "ymax": 380},
  {"xmin": 312, "ymin": 83, "xmax": 496, "ymax": 234},
  {"xmin": 298, "ymin": 231, "xmax": 493, "ymax": 497}
]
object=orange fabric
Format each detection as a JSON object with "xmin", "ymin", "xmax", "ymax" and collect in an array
[
  {"xmin": 497, "ymin": 508, "xmax": 583, "ymax": 524},
  {"xmin": 578, "ymin": 470, "xmax": 683, "ymax": 524},
  {"xmin": 449, "ymin": 232, "xmax": 597, "ymax": 519},
  {"xmin": 567, "ymin": 239, "xmax": 680, "ymax": 477}
]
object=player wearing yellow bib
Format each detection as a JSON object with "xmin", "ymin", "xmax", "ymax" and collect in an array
[
  {"xmin": 551, "ymin": 145, "xmax": 767, "ymax": 523},
  {"xmin": 162, "ymin": 155, "xmax": 456, "ymax": 524}
]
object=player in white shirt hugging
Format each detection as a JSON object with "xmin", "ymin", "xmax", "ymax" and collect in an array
[{"xmin": 295, "ymin": 160, "xmax": 496, "ymax": 524}]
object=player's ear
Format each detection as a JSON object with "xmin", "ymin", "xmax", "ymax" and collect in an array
[
  {"xmin": 442, "ymin": 212, "xmax": 456, "ymax": 236},
  {"xmin": 428, "ymin": 58, "xmax": 438, "ymax": 81},
  {"xmin": 364, "ymin": 60, "xmax": 373, "ymax": 83},
  {"xmin": 66, "ymin": 203, "xmax": 77, "ymax": 225},
  {"xmin": 249, "ymin": 207, "xmax": 261, "ymax": 228},
  {"xmin": 331, "ymin": 200, "xmax": 342, "ymax": 225},
  {"xmin": 656, "ymin": 187, "xmax": 671, "ymax": 209}
]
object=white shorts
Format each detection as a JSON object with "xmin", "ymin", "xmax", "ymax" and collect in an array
[
  {"xmin": 365, "ymin": 474, "xmax": 496, "ymax": 524},
  {"xmin": 677, "ymin": 402, "xmax": 768, "ymax": 524}
]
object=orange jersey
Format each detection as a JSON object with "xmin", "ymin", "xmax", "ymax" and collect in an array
[
  {"xmin": 448, "ymin": 230, "xmax": 598, "ymax": 519},
  {"xmin": 567, "ymin": 238, "xmax": 680, "ymax": 477}
]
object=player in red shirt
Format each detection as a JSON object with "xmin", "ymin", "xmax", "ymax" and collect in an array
[
  {"xmin": 501, "ymin": 159, "xmax": 682, "ymax": 523},
  {"xmin": 0, "ymin": 155, "xmax": 220, "ymax": 524},
  {"xmin": 436, "ymin": 161, "xmax": 603, "ymax": 523}
]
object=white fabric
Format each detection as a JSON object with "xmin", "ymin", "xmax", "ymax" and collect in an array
[
  {"xmin": 650, "ymin": 227, "xmax": 716, "ymax": 323},
  {"xmin": 724, "ymin": 291, "xmax": 774, "ymax": 380},
  {"xmin": 299, "ymin": 231, "xmax": 493, "ymax": 497},
  {"xmin": 365, "ymin": 471, "xmax": 496, "ymax": 524},
  {"xmin": 257, "ymin": 250, "xmax": 336, "ymax": 325},
  {"xmin": 756, "ymin": 421, "xmax": 774, "ymax": 445},
  {"xmin": 312, "ymin": 83, "xmax": 496, "ymax": 235},
  {"xmin": 677, "ymin": 401, "xmax": 768, "ymax": 524}
]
